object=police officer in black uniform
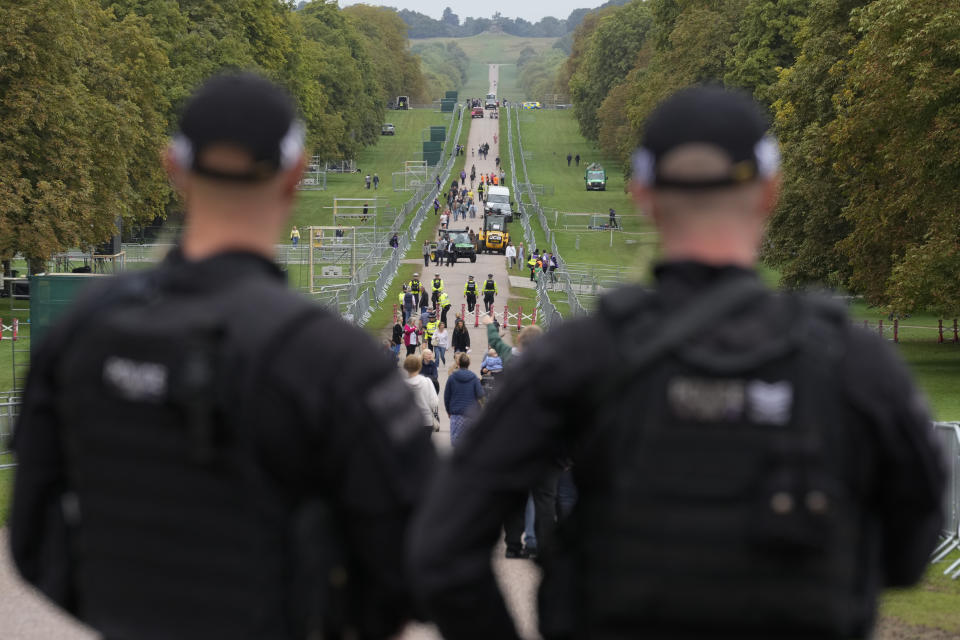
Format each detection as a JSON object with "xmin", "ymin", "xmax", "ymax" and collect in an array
[
  {"xmin": 10, "ymin": 73, "xmax": 436, "ymax": 640},
  {"xmin": 464, "ymin": 275, "xmax": 478, "ymax": 313},
  {"xmin": 409, "ymin": 86, "xmax": 945, "ymax": 640},
  {"xmin": 482, "ymin": 274, "xmax": 497, "ymax": 313}
]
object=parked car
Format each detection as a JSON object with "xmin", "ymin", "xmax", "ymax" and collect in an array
[
  {"xmin": 381, "ymin": 123, "xmax": 396, "ymax": 135},
  {"xmin": 521, "ymin": 101, "xmax": 542, "ymax": 110},
  {"xmin": 471, "ymin": 107, "xmax": 484, "ymax": 119}
]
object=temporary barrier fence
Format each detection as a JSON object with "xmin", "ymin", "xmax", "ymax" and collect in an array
[
  {"xmin": 932, "ymin": 422, "xmax": 960, "ymax": 578},
  {"xmin": 0, "ymin": 392, "xmax": 20, "ymax": 468},
  {"xmin": 352, "ymin": 104, "xmax": 466, "ymax": 327},
  {"xmin": 509, "ymin": 104, "xmax": 592, "ymax": 319},
  {"xmin": 859, "ymin": 318, "xmax": 960, "ymax": 344}
]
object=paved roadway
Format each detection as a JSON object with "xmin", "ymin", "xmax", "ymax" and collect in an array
[
  {"xmin": 406, "ymin": 62, "xmax": 541, "ymax": 639},
  {"xmin": 0, "ymin": 64, "xmax": 540, "ymax": 640}
]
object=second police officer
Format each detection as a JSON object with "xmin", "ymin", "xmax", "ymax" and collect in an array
[
  {"xmin": 482, "ymin": 274, "xmax": 498, "ymax": 314},
  {"xmin": 464, "ymin": 275, "xmax": 478, "ymax": 313},
  {"xmin": 409, "ymin": 86, "xmax": 945, "ymax": 640}
]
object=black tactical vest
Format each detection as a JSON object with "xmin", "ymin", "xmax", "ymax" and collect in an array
[
  {"xmin": 466, "ymin": 282, "xmax": 476, "ymax": 293},
  {"xmin": 54, "ymin": 270, "xmax": 329, "ymax": 639},
  {"xmin": 483, "ymin": 280, "xmax": 495, "ymax": 294},
  {"xmin": 566, "ymin": 292, "xmax": 866, "ymax": 639}
]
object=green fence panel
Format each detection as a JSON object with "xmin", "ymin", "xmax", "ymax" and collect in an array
[{"xmin": 29, "ymin": 274, "xmax": 103, "ymax": 351}]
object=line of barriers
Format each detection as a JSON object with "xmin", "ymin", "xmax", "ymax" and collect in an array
[
  {"xmin": 505, "ymin": 106, "xmax": 562, "ymax": 330},
  {"xmin": 932, "ymin": 422, "xmax": 960, "ymax": 578},
  {"xmin": 391, "ymin": 304, "xmax": 539, "ymax": 330},
  {"xmin": 0, "ymin": 391, "xmax": 22, "ymax": 469},
  {"xmin": 508, "ymin": 105, "xmax": 589, "ymax": 319},
  {"xmin": 344, "ymin": 104, "xmax": 467, "ymax": 326}
]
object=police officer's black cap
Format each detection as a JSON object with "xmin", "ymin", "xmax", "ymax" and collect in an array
[
  {"xmin": 632, "ymin": 85, "xmax": 780, "ymax": 190},
  {"xmin": 487, "ymin": 274, "xmax": 493, "ymax": 278},
  {"xmin": 172, "ymin": 72, "xmax": 305, "ymax": 183}
]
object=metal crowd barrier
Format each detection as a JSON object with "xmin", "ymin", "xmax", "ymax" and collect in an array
[
  {"xmin": 0, "ymin": 392, "xmax": 22, "ymax": 469},
  {"xmin": 347, "ymin": 104, "xmax": 467, "ymax": 327},
  {"xmin": 932, "ymin": 422, "xmax": 960, "ymax": 577}
]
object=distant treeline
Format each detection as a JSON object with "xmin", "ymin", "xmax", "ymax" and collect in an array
[{"xmin": 392, "ymin": 2, "xmax": 630, "ymax": 39}]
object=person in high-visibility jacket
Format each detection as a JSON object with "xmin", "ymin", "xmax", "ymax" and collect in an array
[
  {"xmin": 431, "ymin": 274, "xmax": 444, "ymax": 307},
  {"xmin": 408, "ymin": 273, "xmax": 422, "ymax": 297},
  {"xmin": 464, "ymin": 276, "xmax": 478, "ymax": 313},
  {"xmin": 424, "ymin": 313, "xmax": 438, "ymax": 350},
  {"xmin": 527, "ymin": 255, "xmax": 538, "ymax": 282},
  {"xmin": 482, "ymin": 274, "xmax": 498, "ymax": 313},
  {"xmin": 437, "ymin": 291, "xmax": 452, "ymax": 326}
]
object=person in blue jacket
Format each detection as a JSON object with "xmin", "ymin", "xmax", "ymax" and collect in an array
[{"xmin": 443, "ymin": 353, "xmax": 484, "ymax": 446}]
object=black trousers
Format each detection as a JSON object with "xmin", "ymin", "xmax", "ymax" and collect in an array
[
  {"xmin": 441, "ymin": 305, "xmax": 451, "ymax": 326},
  {"xmin": 466, "ymin": 293, "xmax": 476, "ymax": 312},
  {"xmin": 484, "ymin": 293, "xmax": 495, "ymax": 312},
  {"xmin": 423, "ymin": 254, "xmax": 430, "ymax": 266}
]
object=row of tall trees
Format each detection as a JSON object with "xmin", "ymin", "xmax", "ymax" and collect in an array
[
  {"xmin": 561, "ymin": 0, "xmax": 960, "ymax": 312},
  {"xmin": 411, "ymin": 41, "xmax": 470, "ymax": 100},
  {"xmin": 0, "ymin": 0, "xmax": 431, "ymax": 268}
]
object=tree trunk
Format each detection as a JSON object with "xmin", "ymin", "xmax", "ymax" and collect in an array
[
  {"xmin": 27, "ymin": 257, "xmax": 48, "ymax": 276},
  {"xmin": 2, "ymin": 259, "xmax": 10, "ymax": 298}
]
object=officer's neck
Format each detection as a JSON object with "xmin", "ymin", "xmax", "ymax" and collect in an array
[
  {"xmin": 658, "ymin": 227, "xmax": 761, "ymax": 269},
  {"xmin": 181, "ymin": 212, "xmax": 279, "ymax": 262}
]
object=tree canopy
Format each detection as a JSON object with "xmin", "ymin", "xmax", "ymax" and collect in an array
[
  {"xmin": 557, "ymin": 0, "xmax": 960, "ymax": 313},
  {"xmin": 0, "ymin": 0, "xmax": 434, "ymax": 266}
]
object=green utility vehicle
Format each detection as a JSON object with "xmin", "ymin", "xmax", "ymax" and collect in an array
[
  {"xmin": 585, "ymin": 163, "xmax": 607, "ymax": 191},
  {"xmin": 444, "ymin": 229, "xmax": 477, "ymax": 263}
]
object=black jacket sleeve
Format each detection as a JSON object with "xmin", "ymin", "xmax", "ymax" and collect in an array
[
  {"xmin": 260, "ymin": 317, "xmax": 437, "ymax": 637},
  {"xmin": 408, "ymin": 321, "xmax": 597, "ymax": 639},
  {"xmin": 8, "ymin": 280, "xmax": 117, "ymax": 613},
  {"xmin": 845, "ymin": 329, "xmax": 946, "ymax": 586}
]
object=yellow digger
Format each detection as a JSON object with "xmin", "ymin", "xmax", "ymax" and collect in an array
[{"xmin": 479, "ymin": 214, "xmax": 510, "ymax": 254}]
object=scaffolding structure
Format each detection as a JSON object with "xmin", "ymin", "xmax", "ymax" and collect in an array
[{"xmin": 307, "ymin": 226, "xmax": 357, "ymax": 293}]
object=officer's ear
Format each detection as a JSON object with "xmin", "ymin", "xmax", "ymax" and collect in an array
[
  {"xmin": 758, "ymin": 173, "xmax": 782, "ymax": 221},
  {"xmin": 629, "ymin": 179, "xmax": 657, "ymax": 224},
  {"xmin": 280, "ymin": 153, "xmax": 308, "ymax": 200},
  {"xmin": 164, "ymin": 146, "xmax": 189, "ymax": 195}
]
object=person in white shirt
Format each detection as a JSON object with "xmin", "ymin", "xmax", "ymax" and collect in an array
[
  {"xmin": 433, "ymin": 323, "xmax": 449, "ymax": 365},
  {"xmin": 505, "ymin": 243, "xmax": 517, "ymax": 269},
  {"xmin": 404, "ymin": 354, "xmax": 439, "ymax": 434}
]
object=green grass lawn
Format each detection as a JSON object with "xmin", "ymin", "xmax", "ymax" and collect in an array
[
  {"xmin": 883, "ymin": 551, "xmax": 960, "ymax": 634},
  {"xmin": 286, "ymin": 109, "xmax": 451, "ymax": 240},
  {"xmin": 415, "ymin": 33, "xmax": 558, "ymax": 103},
  {"xmin": 512, "ymin": 109, "xmax": 656, "ymax": 272},
  {"xmin": 0, "ymin": 305, "xmax": 31, "ymax": 392},
  {"xmin": 0, "ymin": 466, "xmax": 11, "ymax": 525},
  {"xmin": 415, "ymin": 33, "xmax": 558, "ymax": 65}
]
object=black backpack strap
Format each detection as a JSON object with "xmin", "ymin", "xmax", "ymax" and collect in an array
[{"xmin": 602, "ymin": 277, "xmax": 769, "ymax": 371}]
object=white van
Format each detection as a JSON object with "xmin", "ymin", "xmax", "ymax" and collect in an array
[
  {"xmin": 485, "ymin": 93, "xmax": 498, "ymax": 110},
  {"xmin": 484, "ymin": 185, "xmax": 512, "ymax": 222}
]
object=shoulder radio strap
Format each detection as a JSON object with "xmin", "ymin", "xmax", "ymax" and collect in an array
[{"xmin": 604, "ymin": 277, "xmax": 768, "ymax": 370}]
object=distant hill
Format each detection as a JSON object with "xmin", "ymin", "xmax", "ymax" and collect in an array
[{"xmin": 390, "ymin": 2, "xmax": 631, "ymax": 39}]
